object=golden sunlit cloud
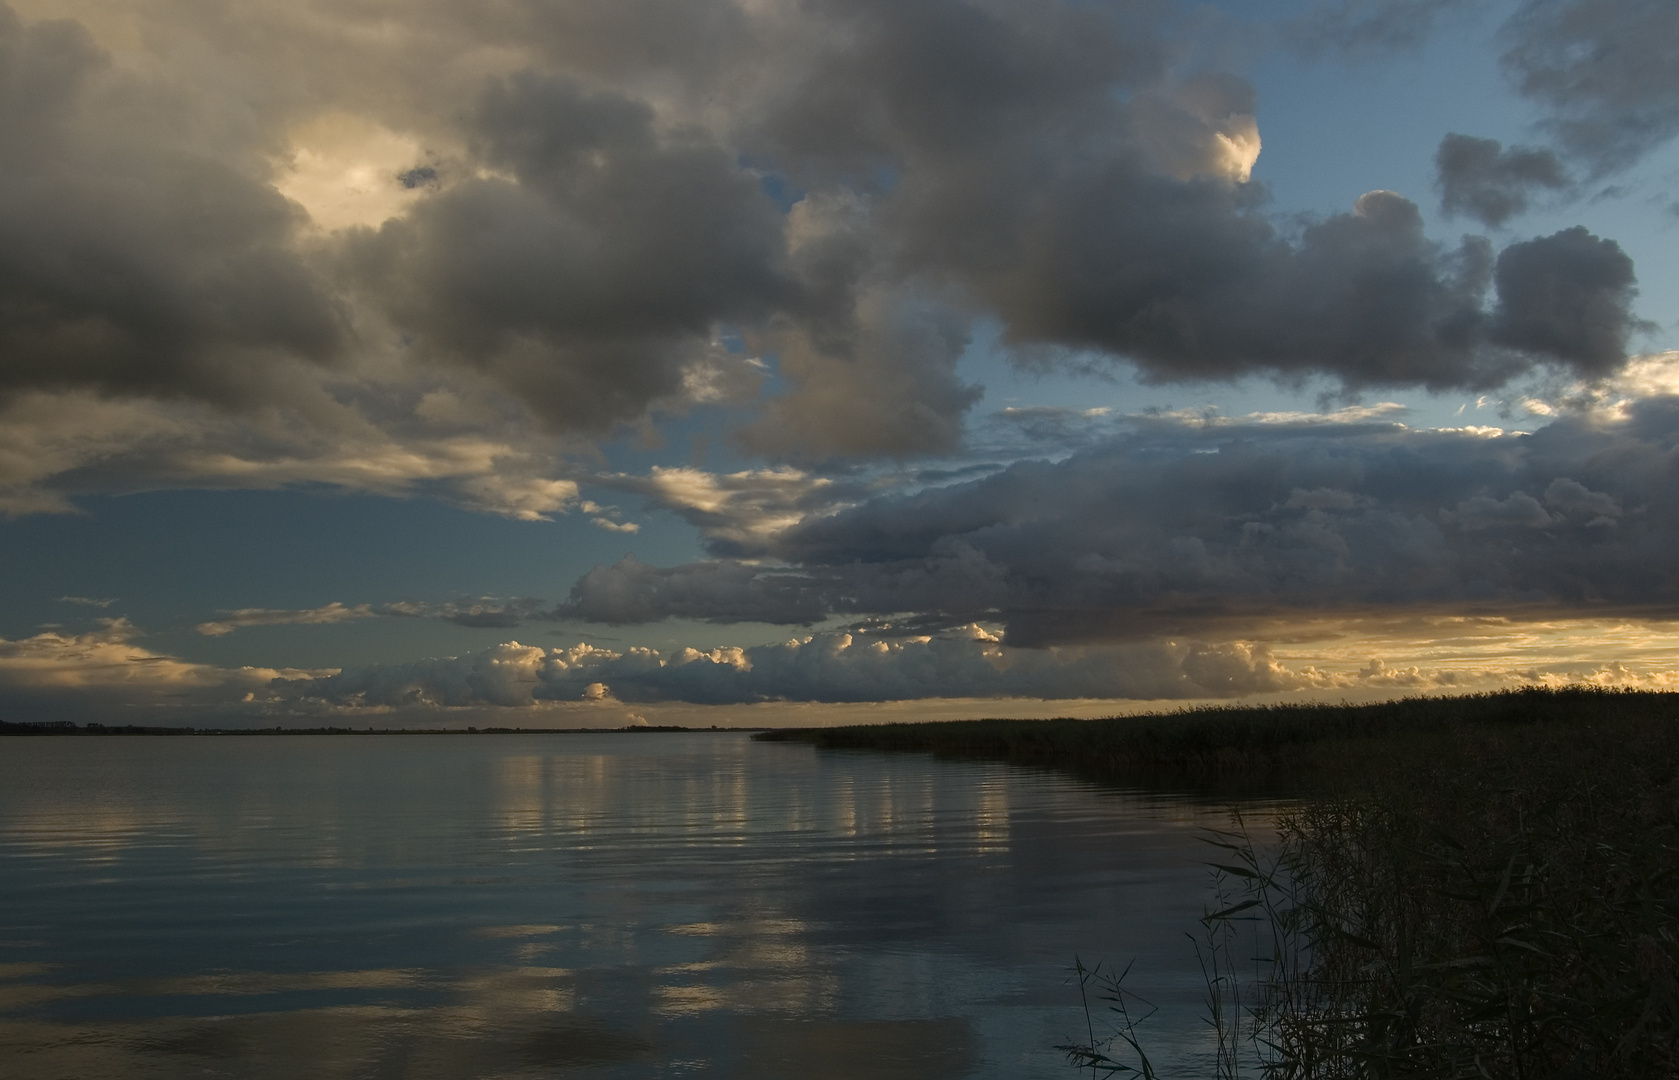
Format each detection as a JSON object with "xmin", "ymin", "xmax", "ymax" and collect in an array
[{"xmin": 275, "ymin": 113, "xmax": 437, "ymax": 232}]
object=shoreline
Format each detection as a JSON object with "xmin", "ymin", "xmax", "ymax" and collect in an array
[
  {"xmin": 754, "ymin": 685, "xmax": 1679, "ymax": 792},
  {"xmin": 0, "ymin": 721, "xmax": 765, "ymax": 736}
]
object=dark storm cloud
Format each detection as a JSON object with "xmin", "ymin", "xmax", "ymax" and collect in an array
[
  {"xmin": 970, "ymin": 188, "xmax": 1526, "ymax": 391},
  {"xmin": 1490, "ymin": 228, "xmax": 1644, "ymax": 375},
  {"xmin": 560, "ymin": 556, "xmax": 831, "ymax": 625},
  {"xmin": 0, "ymin": 0, "xmax": 1656, "ymax": 499},
  {"xmin": 735, "ymin": 0, "xmax": 1639, "ymax": 395},
  {"xmin": 719, "ymin": 0, "xmax": 1168, "ymax": 452},
  {"xmin": 330, "ymin": 0, "xmax": 1652, "ymax": 453},
  {"xmin": 1435, "ymin": 133, "xmax": 1569, "ymax": 227},
  {"xmin": 746, "ymin": 0, "xmax": 1171, "ymax": 187},
  {"xmin": 0, "ymin": 8, "xmax": 344, "ymax": 406},
  {"xmin": 558, "ymin": 395, "xmax": 1679, "ymax": 644},
  {"xmin": 560, "ymin": 543, "xmax": 1009, "ymax": 627},
  {"xmin": 343, "ymin": 71, "xmax": 791, "ymax": 433},
  {"xmin": 736, "ymin": 291, "xmax": 986, "ymax": 459}
]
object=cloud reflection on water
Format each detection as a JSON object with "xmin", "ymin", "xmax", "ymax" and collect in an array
[{"xmin": 0, "ymin": 733, "xmax": 1265, "ymax": 1077}]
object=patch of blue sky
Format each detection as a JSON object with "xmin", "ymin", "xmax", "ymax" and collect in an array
[
  {"xmin": 1242, "ymin": 0, "xmax": 1677, "ymax": 340},
  {"xmin": 0, "ymin": 489, "xmax": 717, "ymax": 668},
  {"xmin": 1245, "ymin": 2, "xmax": 1523, "ymax": 216}
]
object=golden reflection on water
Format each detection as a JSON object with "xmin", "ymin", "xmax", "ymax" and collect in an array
[
  {"xmin": 0, "ymin": 959, "xmax": 969, "ymax": 1079},
  {"xmin": 4, "ymin": 801, "xmax": 171, "ymax": 864},
  {"xmin": 648, "ymin": 914, "xmax": 838, "ymax": 1019},
  {"xmin": 975, "ymin": 776, "xmax": 1011, "ymax": 851},
  {"xmin": 494, "ymin": 752, "xmax": 762, "ymax": 849},
  {"xmin": 0, "ymin": 961, "xmax": 634, "ymax": 1080},
  {"xmin": 489, "ymin": 748, "xmax": 1010, "ymax": 861}
]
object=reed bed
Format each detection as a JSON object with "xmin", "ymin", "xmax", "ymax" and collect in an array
[
  {"xmin": 755, "ymin": 687, "xmax": 1679, "ymax": 794},
  {"xmin": 759, "ymin": 689, "xmax": 1679, "ymax": 1077}
]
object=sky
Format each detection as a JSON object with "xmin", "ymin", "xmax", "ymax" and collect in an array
[{"xmin": 4, "ymin": 0, "xmax": 1679, "ymax": 728}]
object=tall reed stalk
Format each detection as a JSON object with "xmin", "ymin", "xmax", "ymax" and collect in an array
[{"xmin": 1063, "ymin": 711, "xmax": 1679, "ymax": 1079}]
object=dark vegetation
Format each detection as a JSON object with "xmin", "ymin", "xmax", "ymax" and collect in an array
[
  {"xmin": 759, "ymin": 689, "xmax": 1679, "ymax": 1078},
  {"xmin": 755, "ymin": 688, "xmax": 1679, "ymax": 795}
]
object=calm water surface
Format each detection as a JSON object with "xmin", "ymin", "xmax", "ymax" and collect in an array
[{"xmin": 0, "ymin": 732, "xmax": 1272, "ymax": 1078}]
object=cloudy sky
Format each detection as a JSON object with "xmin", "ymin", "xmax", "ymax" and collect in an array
[{"xmin": 4, "ymin": 0, "xmax": 1679, "ymax": 727}]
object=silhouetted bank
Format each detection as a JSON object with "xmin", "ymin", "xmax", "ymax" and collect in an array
[
  {"xmin": 758, "ymin": 689, "xmax": 1679, "ymax": 1077},
  {"xmin": 755, "ymin": 686, "xmax": 1679, "ymax": 794}
]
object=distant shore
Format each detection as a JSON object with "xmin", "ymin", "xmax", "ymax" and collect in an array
[
  {"xmin": 755, "ymin": 685, "xmax": 1679, "ymax": 793},
  {"xmin": 0, "ymin": 720, "xmax": 759, "ymax": 736}
]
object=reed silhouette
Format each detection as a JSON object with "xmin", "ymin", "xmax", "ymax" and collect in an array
[{"xmin": 763, "ymin": 689, "xmax": 1679, "ymax": 1078}]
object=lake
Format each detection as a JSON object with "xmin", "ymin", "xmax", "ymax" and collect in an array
[{"xmin": 0, "ymin": 731, "xmax": 1271, "ymax": 1078}]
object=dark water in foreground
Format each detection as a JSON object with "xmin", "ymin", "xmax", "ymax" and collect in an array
[{"xmin": 0, "ymin": 732, "xmax": 1268, "ymax": 1078}]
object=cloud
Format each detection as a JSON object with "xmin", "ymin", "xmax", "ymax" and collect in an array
[
  {"xmin": 0, "ymin": 0, "xmax": 1650, "ymax": 516},
  {"xmin": 560, "ymin": 362, "xmax": 1679, "ymax": 644},
  {"xmin": 197, "ymin": 602, "xmax": 377, "ymax": 637},
  {"xmin": 578, "ymin": 499, "xmax": 641, "ymax": 533},
  {"xmin": 1298, "ymin": 1, "xmax": 1679, "ymax": 176},
  {"xmin": 0, "ymin": 618, "xmax": 321, "ymax": 721},
  {"xmin": 1543, "ymin": 477, "xmax": 1620, "ymax": 522},
  {"xmin": 1500, "ymin": 0, "xmax": 1679, "ymax": 174},
  {"xmin": 432, "ymin": 598, "xmax": 550, "ymax": 629},
  {"xmin": 0, "ymin": 384, "xmax": 581, "ymax": 520},
  {"xmin": 737, "ymin": 294, "xmax": 986, "ymax": 461},
  {"xmin": 1435, "ymin": 133, "xmax": 1569, "ymax": 227},
  {"xmin": 1490, "ymin": 227, "xmax": 1644, "ymax": 374},
  {"xmin": 959, "ymin": 185, "xmax": 1626, "ymax": 391},
  {"xmin": 57, "ymin": 595, "xmax": 115, "ymax": 608},
  {"xmin": 341, "ymin": 70, "xmax": 794, "ymax": 434},
  {"xmin": 197, "ymin": 597, "xmax": 549, "ymax": 635},
  {"xmin": 599, "ymin": 465, "xmax": 865, "ymax": 556},
  {"xmin": 992, "ymin": 406, "xmax": 1115, "ymax": 444},
  {"xmin": 276, "ymin": 618, "xmax": 1679, "ymax": 708},
  {"xmin": 1444, "ymin": 491, "xmax": 1555, "ymax": 531},
  {"xmin": 1285, "ymin": 0, "xmax": 1473, "ymax": 55},
  {"xmin": 560, "ymin": 555, "xmax": 831, "ymax": 626},
  {"xmin": 287, "ymin": 627, "xmax": 1314, "ymax": 706},
  {"xmin": 747, "ymin": 0, "xmax": 1642, "ymax": 394},
  {"xmin": 0, "ymin": 9, "xmax": 344, "ymax": 407},
  {"xmin": 288, "ymin": 641, "xmax": 554, "ymax": 709},
  {"xmin": 10, "ymin": 613, "xmax": 1679, "ymax": 719}
]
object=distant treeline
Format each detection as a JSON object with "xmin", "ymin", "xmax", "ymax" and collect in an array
[{"xmin": 0, "ymin": 720, "xmax": 735, "ymax": 736}]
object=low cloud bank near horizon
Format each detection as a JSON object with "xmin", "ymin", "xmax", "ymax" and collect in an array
[
  {"xmin": 178, "ymin": 367, "xmax": 1679, "ymax": 658},
  {"xmin": 4, "ymin": 614, "xmax": 1679, "ymax": 723},
  {"xmin": 286, "ymin": 629, "xmax": 1310, "ymax": 707},
  {"xmin": 555, "ymin": 369, "xmax": 1679, "ymax": 646},
  {"xmin": 286, "ymin": 628, "xmax": 1679, "ymax": 709},
  {"xmin": 0, "ymin": 618, "xmax": 324, "ymax": 723}
]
